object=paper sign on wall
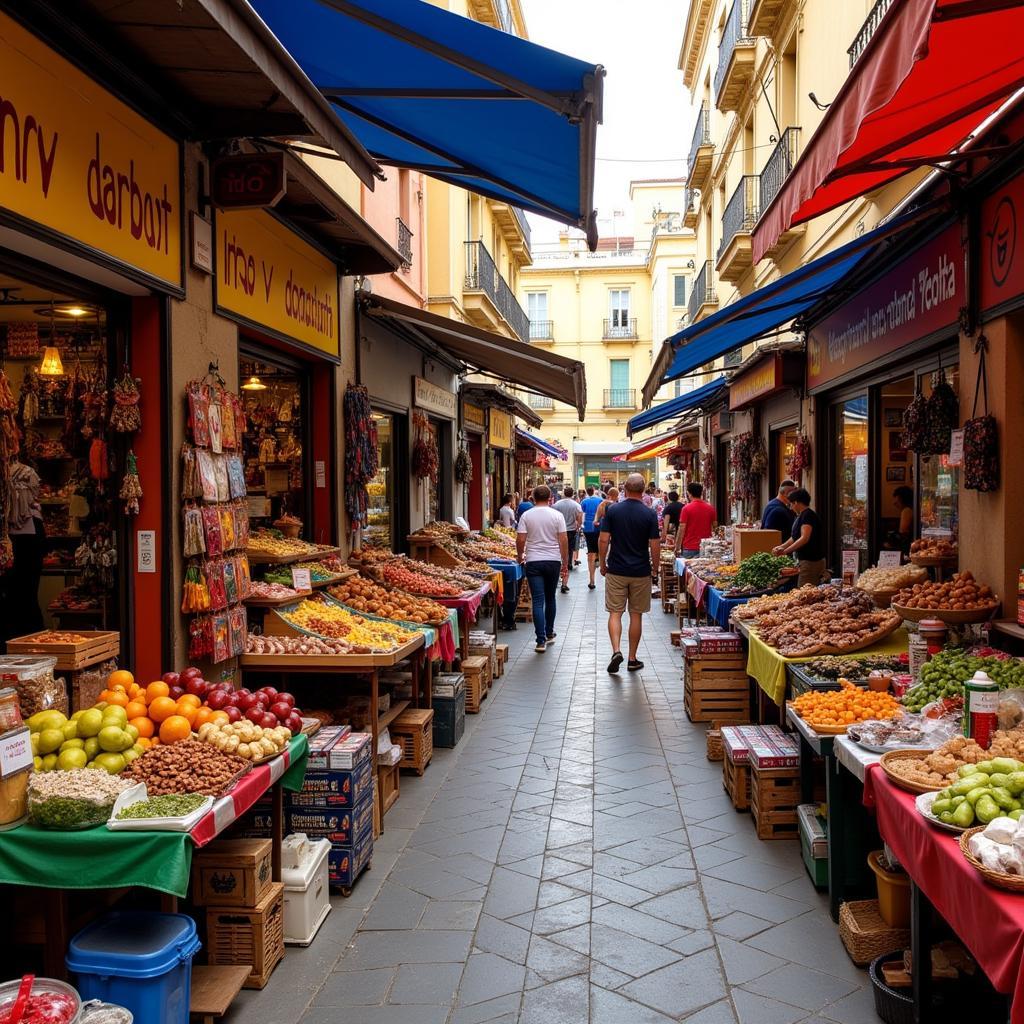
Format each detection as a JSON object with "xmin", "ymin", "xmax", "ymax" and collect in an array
[
  {"xmin": 877, "ymin": 551, "xmax": 902, "ymax": 568},
  {"xmin": 315, "ymin": 460, "xmax": 326, "ymax": 489},
  {"xmin": 855, "ymin": 455, "xmax": 868, "ymax": 502},
  {"xmin": 842, "ymin": 550, "xmax": 860, "ymax": 581},
  {"xmin": 948, "ymin": 429, "xmax": 964, "ymax": 467},
  {"xmin": 292, "ymin": 568, "xmax": 312, "ymax": 592}
]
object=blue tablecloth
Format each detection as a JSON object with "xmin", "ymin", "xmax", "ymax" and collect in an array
[
  {"xmin": 488, "ymin": 559, "xmax": 523, "ymax": 583},
  {"xmin": 675, "ymin": 557, "xmax": 688, "ymax": 577},
  {"xmin": 704, "ymin": 584, "xmax": 749, "ymax": 628}
]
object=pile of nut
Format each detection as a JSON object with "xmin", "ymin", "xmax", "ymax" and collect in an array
[
  {"xmin": 892, "ymin": 570, "xmax": 996, "ymax": 611},
  {"xmin": 121, "ymin": 737, "xmax": 249, "ymax": 795},
  {"xmin": 855, "ymin": 564, "xmax": 929, "ymax": 594},
  {"xmin": 197, "ymin": 719, "xmax": 291, "ymax": 761},
  {"xmin": 885, "ymin": 732, "xmax": 1024, "ymax": 788},
  {"xmin": 911, "ymin": 538, "xmax": 958, "ymax": 559},
  {"xmin": 246, "ymin": 634, "xmax": 354, "ymax": 656},
  {"xmin": 328, "ymin": 576, "xmax": 448, "ymax": 624}
]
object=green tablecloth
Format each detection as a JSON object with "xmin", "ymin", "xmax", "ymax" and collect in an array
[
  {"xmin": 746, "ymin": 627, "xmax": 910, "ymax": 706},
  {"xmin": 0, "ymin": 733, "xmax": 308, "ymax": 898}
]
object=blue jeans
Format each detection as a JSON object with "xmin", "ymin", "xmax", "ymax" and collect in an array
[{"xmin": 525, "ymin": 561, "xmax": 560, "ymax": 643}]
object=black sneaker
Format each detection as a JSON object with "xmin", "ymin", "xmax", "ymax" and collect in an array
[
  {"xmin": 535, "ymin": 642, "xmax": 547, "ymax": 653},
  {"xmin": 627, "ymin": 659, "xmax": 644, "ymax": 672},
  {"xmin": 607, "ymin": 651, "xmax": 623, "ymax": 673},
  {"xmin": 560, "ymin": 585, "xmax": 569, "ymax": 594},
  {"xmin": 546, "ymin": 633, "xmax": 557, "ymax": 644}
]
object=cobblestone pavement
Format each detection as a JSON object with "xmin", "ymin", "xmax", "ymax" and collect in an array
[{"xmin": 228, "ymin": 575, "xmax": 878, "ymax": 1024}]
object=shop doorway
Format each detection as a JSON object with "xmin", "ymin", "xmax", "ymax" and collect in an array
[
  {"xmin": 770, "ymin": 425, "xmax": 800, "ymax": 490},
  {"xmin": 467, "ymin": 434, "xmax": 483, "ymax": 530},
  {"xmin": 833, "ymin": 394, "xmax": 869, "ymax": 574}
]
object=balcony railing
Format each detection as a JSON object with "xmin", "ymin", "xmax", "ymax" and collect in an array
[
  {"xmin": 688, "ymin": 104, "xmax": 711, "ymax": 178},
  {"xmin": 714, "ymin": 0, "xmax": 751, "ymax": 99},
  {"xmin": 688, "ymin": 260, "xmax": 717, "ymax": 322},
  {"xmin": 396, "ymin": 217, "xmax": 413, "ymax": 266},
  {"xmin": 529, "ymin": 319, "xmax": 554, "ymax": 341},
  {"xmin": 512, "ymin": 206, "xmax": 532, "ymax": 251},
  {"xmin": 527, "ymin": 394, "xmax": 554, "ymax": 410},
  {"xmin": 464, "ymin": 240, "xmax": 530, "ymax": 342},
  {"xmin": 603, "ymin": 318, "xmax": 638, "ymax": 340},
  {"xmin": 603, "ymin": 389, "xmax": 636, "ymax": 409},
  {"xmin": 718, "ymin": 175, "xmax": 759, "ymax": 260},
  {"xmin": 849, "ymin": 0, "xmax": 895, "ymax": 68},
  {"xmin": 759, "ymin": 128, "xmax": 800, "ymax": 214}
]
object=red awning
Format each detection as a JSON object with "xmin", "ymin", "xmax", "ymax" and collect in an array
[
  {"xmin": 612, "ymin": 430, "xmax": 686, "ymax": 463},
  {"xmin": 753, "ymin": 0, "xmax": 1024, "ymax": 265}
]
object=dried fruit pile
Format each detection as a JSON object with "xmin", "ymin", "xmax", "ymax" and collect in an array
[
  {"xmin": 280, "ymin": 597, "xmax": 417, "ymax": 651},
  {"xmin": 328, "ymin": 576, "xmax": 448, "ymax": 624},
  {"xmin": 121, "ymin": 737, "xmax": 249, "ymax": 795},
  {"xmin": 892, "ymin": 570, "xmax": 997, "ymax": 612}
]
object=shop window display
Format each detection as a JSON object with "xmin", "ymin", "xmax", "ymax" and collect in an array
[
  {"xmin": 918, "ymin": 365, "xmax": 960, "ymax": 541},
  {"xmin": 365, "ymin": 412, "xmax": 394, "ymax": 547},
  {"xmin": 836, "ymin": 395, "xmax": 869, "ymax": 572}
]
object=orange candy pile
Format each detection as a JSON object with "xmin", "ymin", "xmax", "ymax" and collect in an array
[{"xmin": 790, "ymin": 680, "xmax": 902, "ymax": 731}]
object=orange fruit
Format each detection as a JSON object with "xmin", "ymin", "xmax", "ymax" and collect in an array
[
  {"xmin": 128, "ymin": 683, "xmax": 143, "ymax": 700},
  {"xmin": 102, "ymin": 690, "xmax": 130, "ymax": 708},
  {"xmin": 175, "ymin": 702, "xmax": 197, "ymax": 727},
  {"xmin": 177, "ymin": 694, "xmax": 201, "ymax": 709},
  {"xmin": 135, "ymin": 736, "xmax": 152, "ymax": 750},
  {"xmin": 148, "ymin": 696, "xmax": 178, "ymax": 723},
  {"xmin": 208, "ymin": 710, "xmax": 230, "ymax": 726},
  {"xmin": 159, "ymin": 715, "xmax": 192, "ymax": 744},
  {"xmin": 130, "ymin": 716, "xmax": 155, "ymax": 739},
  {"xmin": 194, "ymin": 707, "xmax": 214, "ymax": 729},
  {"xmin": 149, "ymin": 737, "xmax": 160, "ymax": 747},
  {"xmin": 125, "ymin": 701, "xmax": 148, "ymax": 721},
  {"xmin": 145, "ymin": 681, "xmax": 170, "ymax": 704},
  {"xmin": 107, "ymin": 669, "xmax": 134, "ymax": 690}
]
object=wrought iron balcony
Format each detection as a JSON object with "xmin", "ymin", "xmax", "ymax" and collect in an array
[
  {"xmin": 688, "ymin": 260, "xmax": 718, "ymax": 323},
  {"xmin": 527, "ymin": 393, "xmax": 554, "ymax": 410},
  {"xmin": 714, "ymin": 0, "xmax": 755, "ymax": 112},
  {"xmin": 529, "ymin": 319, "xmax": 554, "ymax": 341},
  {"xmin": 687, "ymin": 104, "xmax": 713, "ymax": 188},
  {"xmin": 759, "ymin": 128, "xmax": 800, "ymax": 213},
  {"xmin": 464, "ymin": 240, "xmax": 530, "ymax": 342},
  {"xmin": 718, "ymin": 175, "xmax": 759, "ymax": 269},
  {"xmin": 603, "ymin": 389, "xmax": 637, "ymax": 409},
  {"xmin": 849, "ymin": 0, "xmax": 895, "ymax": 68},
  {"xmin": 396, "ymin": 217, "xmax": 413, "ymax": 267},
  {"xmin": 683, "ymin": 187, "xmax": 700, "ymax": 229},
  {"xmin": 603, "ymin": 318, "xmax": 638, "ymax": 340}
]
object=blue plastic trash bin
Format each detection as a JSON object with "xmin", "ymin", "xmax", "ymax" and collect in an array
[{"xmin": 66, "ymin": 912, "xmax": 200, "ymax": 1024}]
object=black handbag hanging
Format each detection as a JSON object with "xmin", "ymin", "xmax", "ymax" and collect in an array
[{"xmin": 963, "ymin": 336, "xmax": 999, "ymax": 492}]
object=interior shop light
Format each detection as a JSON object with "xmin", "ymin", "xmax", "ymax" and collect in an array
[
  {"xmin": 39, "ymin": 346, "xmax": 65, "ymax": 376},
  {"xmin": 242, "ymin": 375, "xmax": 267, "ymax": 391}
]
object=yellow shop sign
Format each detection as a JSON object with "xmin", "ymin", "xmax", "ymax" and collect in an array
[
  {"xmin": 0, "ymin": 12, "xmax": 181, "ymax": 289},
  {"xmin": 216, "ymin": 209, "xmax": 340, "ymax": 358}
]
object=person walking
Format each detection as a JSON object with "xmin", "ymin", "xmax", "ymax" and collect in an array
[
  {"xmin": 661, "ymin": 489, "xmax": 684, "ymax": 545},
  {"xmin": 761, "ymin": 480, "xmax": 796, "ymax": 537},
  {"xmin": 515, "ymin": 492, "xmax": 534, "ymax": 521},
  {"xmin": 497, "ymin": 493, "xmax": 517, "ymax": 529},
  {"xmin": 772, "ymin": 488, "xmax": 827, "ymax": 586},
  {"xmin": 580, "ymin": 486, "xmax": 604, "ymax": 590},
  {"xmin": 516, "ymin": 484, "xmax": 569, "ymax": 653},
  {"xmin": 674, "ymin": 482, "xmax": 716, "ymax": 559},
  {"xmin": 599, "ymin": 473, "xmax": 660, "ymax": 673},
  {"xmin": 553, "ymin": 485, "xmax": 583, "ymax": 593}
]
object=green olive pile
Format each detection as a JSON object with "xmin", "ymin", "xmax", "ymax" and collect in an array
[
  {"xmin": 902, "ymin": 650, "xmax": 1024, "ymax": 712},
  {"xmin": 929, "ymin": 758, "xmax": 1024, "ymax": 828}
]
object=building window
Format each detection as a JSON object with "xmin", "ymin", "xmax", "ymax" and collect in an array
[
  {"xmin": 527, "ymin": 292, "xmax": 548, "ymax": 322},
  {"xmin": 609, "ymin": 289, "xmax": 630, "ymax": 328},
  {"xmin": 673, "ymin": 275, "xmax": 687, "ymax": 307}
]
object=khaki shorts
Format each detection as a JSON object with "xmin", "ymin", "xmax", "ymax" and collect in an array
[{"xmin": 605, "ymin": 574, "xmax": 652, "ymax": 614}]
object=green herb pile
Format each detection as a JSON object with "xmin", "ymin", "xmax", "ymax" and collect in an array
[
  {"xmin": 31, "ymin": 796, "xmax": 114, "ymax": 829},
  {"xmin": 732, "ymin": 552, "xmax": 794, "ymax": 592},
  {"xmin": 903, "ymin": 650, "xmax": 1024, "ymax": 712},
  {"xmin": 806, "ymin": 654, "xmax": 907, "ymax": 680},
  {"xmin": 115, "ymin": 793, "xmax": 206, "ymax": 819}
]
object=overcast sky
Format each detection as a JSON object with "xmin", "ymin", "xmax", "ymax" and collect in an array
[{"xmin": 520, "ymin": 0, "xmax": 689, "ymax": 244}]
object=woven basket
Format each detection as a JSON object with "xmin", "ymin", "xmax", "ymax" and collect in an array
[
  {"xmin": 706, "ymin": 726, "xmax": 723, "ymax": 762},
  {"xmin": 838, "ymin": 899, "xmax": 911, "ymax": 967},
  {"xmin": 891, "ymin": 601, "xmax": 999, "ymax": 625},
  {"xmin": 959, "ymin": 826, "xmax": 1024, "ymax": 893},
  {"xmin": 879, "ymin": 749, "xmax": 944, "ymax": 794}
]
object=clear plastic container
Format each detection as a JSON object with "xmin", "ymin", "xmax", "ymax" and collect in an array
[
  {"xmin": 0, "ymin": 764, "xmax": 30, "ymax": 830},
  {"xmin": 0, "ymin": 976, "xmax": 81, "ymax": 1024},
  {"xmin": 0, "ymin": 655, "xmax": 64, "ymax": 718}
]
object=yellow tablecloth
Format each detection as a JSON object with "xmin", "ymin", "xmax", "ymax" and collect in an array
[{"xmin": 746, "ymin": 626, "xmax": 910, "ymax": 706}]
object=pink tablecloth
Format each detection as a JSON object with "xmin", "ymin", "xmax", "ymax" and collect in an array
[
  {"xmin": 864, "ymin": 765, "xmax": 1024, "ymax": 1020},
  {"xmin": 436, "ymin": 582, "xmax": 491, "ymax": 622}
]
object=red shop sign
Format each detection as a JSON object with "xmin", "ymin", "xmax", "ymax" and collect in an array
[
  {"xmin": 515, "ymin": 448, "xmax": 539, "ymax": 464},
  {"xmin": 806, "ymin": 223, "xmax": 963, "ymax": 391},
  {"xmin": 980, "ymin": 167, "xmax": 1024, "ymax": 316}
]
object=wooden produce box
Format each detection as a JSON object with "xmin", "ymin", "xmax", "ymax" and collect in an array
[
  {"xmin": 390, "ymin": 708, "xmax": 433, "ymax": 775},
  {"xmin": 723, "ymin": 751, "xmax": 751, "ymax": 811},
  {"xmin": 750, "ymin": 762, "xmax": 800, "ymax": 841},
  {"xmin": 7, "ymin": 630, "xmax": 119, "ymax": 671},
  {"xmin": 684, "ymin": 658, "xmax": 750, "ymax": 723},
  {"xmin": 379, "ymin": 761, "xmax": 400, "ymax": 813},
  {"xmin": 733, "ymin": 529, "xmax": 781, "ymax": 563},
  {"xmin": 462, "ymin": 656, "xmax": 488, "ymax": 713},
  {"xmin": 192, "ymin": 839, "xmax": 273, "ymax": 908},
  {"xmin": 206, "ymin": 881, "xmax": 285, "ymax": 989},
  {"xmin": 514, "ymin": 579, "xmax": 532, "ymax": 622},
  {"xmin": 495, "ymin": 644, "xmax": 509, "ymax": 676}
]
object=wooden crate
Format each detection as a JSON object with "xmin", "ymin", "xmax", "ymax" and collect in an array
[
  {"xmin": 495, "ymin": 643, "xmax": 509, "ymax": 676},
  {"xmin": 514, "ymin": 579, "xmax": 532, "ymax": 622},
  {"xmin": 462, "ymin": 656, "xmax": 488, "ymax": 713},
  {"xmin": 670, "ymin": 630, "xmax": 681, "ymax": 647},
  {"xmin": 7, "ymin": 630, "xmax": 119, "ymax": 671},
  {"xmin": 750, "ymin": 763, "xmax": 800, "ymax": 841},
  {"xmin": 192, "ymin": 839, "xmax": 273, "ymax": 908},
  {"xmin": 390, "ymin": 708, "xmax": 434, "ymax": 775},
  {"xmin": 189, "ymin": 965, "xmax": 251, "ymax": 1024},
  {"xmin": 723, "ymin": 752, "xmax": 750, "ymax": 811},
  {"xmin": 684, "ymin": 660, "xmax": 750, "ymax": 723},
  {"xmin": 379, "ymin": 761, "xmax": 401, "ymax": 811},
  {"xmin": 206, "ymin": 882, "xmax": 285, "ymax": 989}
]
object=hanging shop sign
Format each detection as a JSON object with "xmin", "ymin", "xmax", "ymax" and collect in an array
[
  {"xmin": 489, "ymin": 410, "xmax": 513, "ymax": 449},
  {"xmin": 516, "ymin": 447, "xmax": 539, "ymax": 464},
  {"xmin": 0, "ymin": 12, "xmax": 182, "ymax": 290},
  {"xmin": 729, "ymin": 352, "xmax": 802, "ymax": 410},
  {"xmin": 215, "ymin": 208, "xmax": 339, "ymax": 358},
  {"xmin": 462, "ymin": 402, "xmax": 486, "ymax": 431},
  {"xmin": 212, "ymin": 152, "xmax": 286, "ymax": 210},
  {"xmin": 979, "ymin": 166, "xmax": 1024, "ymax": 317},
  {"xmin": 413, "ymin": 376, "xmax": 456, "ymax": 418},
  {"xmin": 806, "ymin": 223, "xmax": 962, "ymax": 391}
]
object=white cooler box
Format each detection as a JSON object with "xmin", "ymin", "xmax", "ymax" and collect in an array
[{"xmin": 281, "ymin": 834, "xmax": 332, "ymax": 945}]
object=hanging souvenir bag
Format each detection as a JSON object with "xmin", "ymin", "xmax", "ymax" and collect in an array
[
  {"xmin": 921, "ymin": 366, "xmax": 959, "ymax": 456},
  {"xmin": 183, "ymin": 505, "xmax": 206, "ymax": 557},
  {"xmin": 181, "ymin": 444, "xmax": 201, "ymax": 499},
  {"xmin": 964, "ymin": 337, "xmax": 999, "ymax": 492},
  {"xmin": 901, "ymin": 391, "xmax": 928, "ymax": 452},
  {"xmin": 110, "ymin": 371, "xmax": 142, "ymax": 433}
]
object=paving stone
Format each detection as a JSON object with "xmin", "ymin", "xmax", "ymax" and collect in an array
[
  {"xmin": 716, "ymin": 936, "xmax": 788, "ymax": 986},
  {"xmin": 518, "ymin": 975, "xmax": 589, "ymax": 1024},
  {"xmin": 531, "ymin": 894, "xmax": 592, "ymax": 934},
  {"xmin": 359, "ymin": 884, "xmax": 427, "ymax": 930},
  {"xmin": 590, "ymin": 985, "xmax": 680, "ymax": 1023},
  {"xmin": 456, "ymin": 951, "xmax": 527, "ymax": 1006},
  {"xmin": 472, "ymin": 914, "xmax": 532, "ymax": 964},
  {"xmin": 301, "ymin": 1007, "xmax": 450, "ymax": 1024},
  {"xmin": 418, "ymin": 900, "xmax": 482, "ymax": 930},
  {"xmin": 335, "ymin": 930, "xmax": 474, "ymax": 970},
  {"xmin": 731, "ymin": 990, "xmax": 807, "ymax": 1024},
  {"xmin": 591, "ymin": 902, "xmax": 690, "ymax": 945},
  {"xmin": 448, "ymin": 993, "xmax": 522, "ymax": 1024},
  {"xmin": 589, "ymin": 963, "xmax": 634, "ymax": 990},
  {"xmin": 388, "ymin": 963, "xmax": 462, "ymax": 1005},
  {"xmin": 618, "ymin": 948, "xmax": 728, "ymax": 1018},
  {"xmin": 680, "ymin": 998, "xmax": 739, "ymax": 1023},
  {"xmin": 590, "ymin": 922, "xmax": 682, "ymax": 977},
  {"xmin": 526, "ymin": 933, "xmax": 591, "ymax": 981},
  {"xmin": 741, "ymin": 963, "xmax": 859, "ymax": 1012},
  {"xmin": 712, "ymin": 911, "xmax": 775, "ymax": 941},
  {"xmin": 312, "ymin": 968, "xmax": 394, "ymax": 1006}
]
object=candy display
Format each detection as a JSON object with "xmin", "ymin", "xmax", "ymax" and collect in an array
[{"xmin": 279, "ymin": 598, "xmax": 417, "ymax": 652}]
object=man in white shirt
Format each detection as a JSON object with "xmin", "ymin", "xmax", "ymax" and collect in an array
[
  {"xmin": 516, "ymin": 484, "xmax": 569, "ymax": 653},
  {"xmin": 553, "ymin": 485, "xmax": 583, "ymax": 593}
]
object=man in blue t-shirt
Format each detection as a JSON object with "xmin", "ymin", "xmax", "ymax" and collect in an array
[
  {"xmin": 599, "ymin": 473, "xmax": 660, "ymax": 674},
  {"xmin": 580, "ymin": 486, "xmax": 604, "ymax": 590},
  {"xmin": 761, "ymin": 480, "xmax": 796, "ymax": 538},
  {"xmin": 515, "ymin": 496, "xmax": 534, "ymax": 521}
]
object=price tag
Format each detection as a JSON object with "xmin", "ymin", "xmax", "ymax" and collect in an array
[
  {"xmin": 877, "ymin": 551, "xmax": 902, "ymax": 568},
  {"xmin": 948, "ymin": 429, "xmax": 964, "ymax": 467},
  {"xmin": 291, "ymin": 567, "xmax": 312, "ymax": 593},
  {"xmin": 0, "ymin": 727, "xmax": 32, "ymax": 778},
  {"xmin": 842, "ymin": 550, "xmax": 860, "ymax": 582}
]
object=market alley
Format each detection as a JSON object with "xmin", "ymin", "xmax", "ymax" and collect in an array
[{"xmin": 227, "ymin": 577, "xmax": 876, "ymax": 1024}]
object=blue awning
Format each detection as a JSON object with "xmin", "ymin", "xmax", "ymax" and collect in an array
[
  {"xmin": 627, "ymin": 376, "xmax": 727, "ymax": 438},
  {"xmin": 516, "ymin": 428, "xmax": 568, "ymax": 461},
  {"xmin": 640, "ymin": 209, "xmax": 931, "ymax": 407},
  {"xmin": 252, "ymin": 0, "xmax": 604, "ymax": 242}
]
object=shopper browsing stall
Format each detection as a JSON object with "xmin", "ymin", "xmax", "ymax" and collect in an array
[
  {"xmin": 660, "ymin": 490, "xmax": 683, "ymax": 545},
  {"xmin": 3, "ymin": 455, "xmax": 44, "ymax": 641},
  {"xmin": 772, "ymin": 488, "xmax": 828, "ymax": 586},
  {"xmin": 761, "ymin": 480, "xmax": 796, "ymax": 536},
  {"xmin": 553, "ymin": 486, "xmax": 583, "ymax": 593},
  {"xmin": 497, "ymin": 493, "xmax": 516, "ymax": 529},
  {"xmin": 516, "ymin": 485, "xmax": 569, "ymax": 653},
  {"xmin": 674, "ymin": 482, "xmax": 716, "ymax": 559}
]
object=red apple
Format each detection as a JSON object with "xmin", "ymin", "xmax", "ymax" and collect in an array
[
  {"xmin": 257, "ymin": 686, "xmax": 279, "ymax": 701},
  {"xmin": 285, "ymin": 712, "xmax": 303, "ymax": 734},
  {"xmin": 259, "ymin": 712, "xmax": 278, "ymax": 729},
  {"xmin": 269, "ymin": 701, "xmax": 292, "ymax": 721},
  {"xmin": 185, "ymin": 676, "xmax": 209, "ymax": 698},
  {"xmin": 237, "ymin": 692, "xmax": 259, "ymax": 711},
  {"xmin": 180, "ymin": 667, "xmax": 203, "ymax": 683},
  {"xmin": 206, "ymin": 690, "xmax": 229, "ymax": 710},
  {"xmin": 169, "ymin": 685, "xmax": 185, "ymax": 701},
  {"xmin": 245, "ymin": 706, "xmax": 265, "ymax": 724},
  {"xmin": 161, "ymin": 671, "xmax": 180, "ymax": 687},
  {"xmin": 276, "ymin": 693, "xmax": 296, "ymax": 710},
  {"xmin": 224, "ymin": 705, "xmax": 242, "ymax": 723}
]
